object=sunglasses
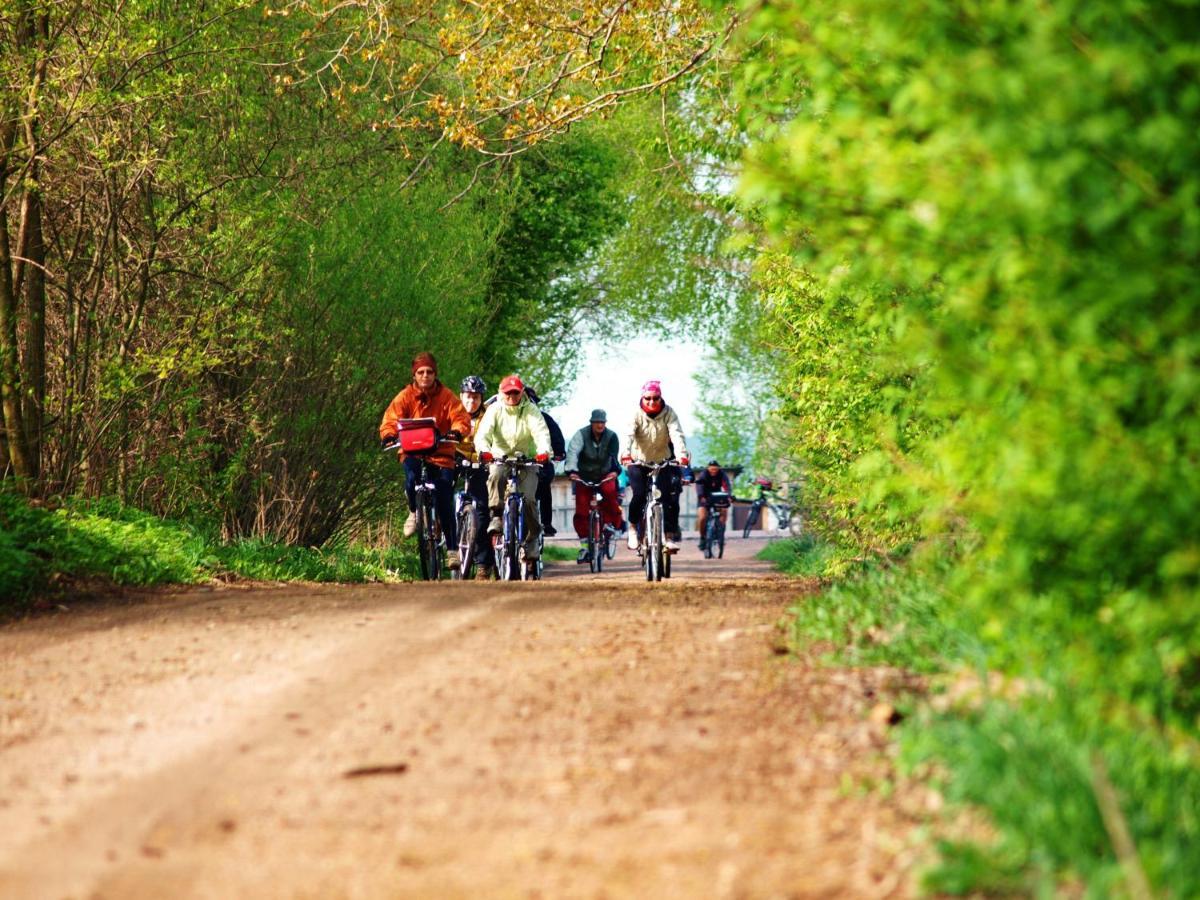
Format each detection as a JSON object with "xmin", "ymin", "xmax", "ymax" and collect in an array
[{"xmin": 642, "ymin": 395, "xmax": 662, "ymax": 402}]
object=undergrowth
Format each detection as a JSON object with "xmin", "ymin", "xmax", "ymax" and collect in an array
[
  {"xmin": 0, "ymin": 490, "xmax": 417, "ymax": 607},
  {"xmin": 766, "ymin": 535, "xmax": 1200, "ymax": 898}
]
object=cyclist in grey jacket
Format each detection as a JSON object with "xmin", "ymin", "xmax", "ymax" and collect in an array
[
  {"xmin": 620, "ymin": 380, "xmax": 690, "ymax": 551},
  {"xmin": 565, "ymin": 409, "xmax": 626, "ymax": 542}
]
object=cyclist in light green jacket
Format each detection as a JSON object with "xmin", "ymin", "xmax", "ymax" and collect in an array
[{"xmin": 474, "ymin": 374, "xmax": 552, "ymax": 558}]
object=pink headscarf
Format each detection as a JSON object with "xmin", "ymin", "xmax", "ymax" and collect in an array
[{"xmin": 641, "ymin": 380, "xmax": 662, "ymax": 396}]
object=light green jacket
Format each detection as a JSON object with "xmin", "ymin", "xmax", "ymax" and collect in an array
[{"xmin": 475, "ymin": 397, "xmax": 552, "ymax": 458}]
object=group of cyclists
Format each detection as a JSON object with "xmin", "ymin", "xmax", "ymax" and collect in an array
[{"xmin": 378, "ymin": 351, "xmax": 736, "ymax": 579}]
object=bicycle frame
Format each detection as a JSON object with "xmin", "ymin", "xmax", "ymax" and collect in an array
[
  {"xmin": 453, "ymin": 459, "xmax": 484, "ymax": 580},
  {"xmin": 577, "ymin": 473, "xmax": 617, "ymax": 573},
  {"xmin": 700, "ymin": 490, "xmax": 730, "ymax": 559},
  {"xmin": 382, "ymin": 432, "xmax": 454, "ymax": 580},
  {"xmin": 634, "ymin": 460, "xmax": 679, "ymax": 582},
  {"xmin": 493, "ymin": 456, "xmax": 542, "ymax": 582},
  {"xmin": 411, "ymin": 455, "xmax": 446, "ymax": 580}
]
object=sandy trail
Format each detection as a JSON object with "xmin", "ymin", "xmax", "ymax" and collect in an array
[{"xmin": 0, "ymin": 535, "xmax": 921, "ymax": 899}]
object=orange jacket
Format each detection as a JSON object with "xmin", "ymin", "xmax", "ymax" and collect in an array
[{"xmin": 379, "ymin": 381, "xmax": 471, "ymax": 469}]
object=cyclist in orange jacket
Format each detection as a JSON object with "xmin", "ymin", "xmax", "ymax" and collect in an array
[{"xmin": 379, "ymin": 352, "xmax": 471, "ymax": 565}]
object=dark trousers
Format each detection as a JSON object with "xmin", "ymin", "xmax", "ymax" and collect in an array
[
  {"xmin": 464, "ymin": 465, "xmax": 493, "ymax": 565},
  {"xmin": 404, "ymin": 457, "xmax": 457, "ymax": 546},
  {"xmin": 627, "ymin": 465, "xmax": 681, "ymax": 538},
  {"xmin": 537, "ymin": 460, "xmax": 555, "ymax": 529}
]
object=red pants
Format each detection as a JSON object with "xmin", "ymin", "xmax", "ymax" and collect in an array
[{"xmin": 573, "ymin": 479, "xmax": 624, "ymax": 538}]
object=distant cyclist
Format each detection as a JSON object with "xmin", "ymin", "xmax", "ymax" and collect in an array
[
  {"xmin": 564, "ymin": 408, "xmax": 626, "ymax": 553},
  {"xmin": 379, "ymin": 352, "xmax": 471, "ymax": 567},
  {"xmin": 695, "ymin": 460, "xmax": 732, "ymax": 553},
  {"xmin": 621, "ymin": 380, "xmax": 689, "ymax": 551},
  {"xmin": 474, "ymin": 374, "xmax": 552, "ymax": 562},
  {"xmin": 456, "ymin": 375, "xmax": 495, "ymax": 579}
]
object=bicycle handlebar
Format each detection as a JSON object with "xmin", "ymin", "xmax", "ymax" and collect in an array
[{"xmin": 575, "ymin": 473, "xmax": 617, "ymax": 489}]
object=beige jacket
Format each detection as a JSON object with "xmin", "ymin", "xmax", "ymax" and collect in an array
[{"xmin": 623, "ymin": 404, "xmax": 688, "ymax": 464}]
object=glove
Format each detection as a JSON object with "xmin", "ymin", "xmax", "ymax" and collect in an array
[
  {"xmin": 620, "ymin": 455, "xmax": 632, "ymax": 465},
  {"xmin": 380, "ymin": 436, "xmax": 394, "ymax": 449},
  {"xmin": 445, "ymin": 429, "xmax": 463, "ymax": 442},
  {"xmin": 480, "ymin": 451, "xmax": 494, "ymax": 464},
  {"xmin": 680, "ymin": 455, "xmax": 690, "ymax": 466},
  {"xmin": 535, "ymin": 452, "xmax": 549, "ymax": 464},
  {"xmin": 553, "ymin": 453, "xmax": 565, "ymax": 462},
  {"xmin": 567, "ymin": 471, "xmax": 579, "ymax": 481}
]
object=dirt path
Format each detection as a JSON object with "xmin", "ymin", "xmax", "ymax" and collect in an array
[{"xmin": 0, "ymin": 536, "xmax": 923, "ymax": 899}]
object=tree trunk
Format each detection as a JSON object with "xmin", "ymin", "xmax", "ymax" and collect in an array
[{"xmin": 0, "ymin": 123, "xmax": 33, "ymax": 484}]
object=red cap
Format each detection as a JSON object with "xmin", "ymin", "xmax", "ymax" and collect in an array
[
  {"xmin": 499, "ymin": 374, "xmax": 524, "ymax": 394},
  {"xmin": 641, "ymin": 379, "xmax": 662, "ymax": 396}
]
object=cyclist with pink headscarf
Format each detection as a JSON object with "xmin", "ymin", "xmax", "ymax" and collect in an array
[{"xmin": 620, "ymin": 380, "xmax": 690, "ymax": 551}]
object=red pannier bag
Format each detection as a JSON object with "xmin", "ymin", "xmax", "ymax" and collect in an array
[{"xmin": 397, "ymin": 417, "xmax": 438, "ymax": 453}]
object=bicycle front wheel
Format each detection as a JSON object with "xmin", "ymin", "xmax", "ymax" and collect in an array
[
  {"xmin": 455, "ymin": 505, "xmax": 475, "ymax": 580},
  {"xmin": 717, "ymin": 519, "xmax": 726, "ymax": 558},
  {"xmin": 649, "ymin": 505, "xmax": 663, "ymax": 582},
  {"xmin": 704, "ymin": 517, "xmax": 716, "ymax": 559},
  {"xmin": 415, "ymin": 505, "xmax": 432, "ymax": 580},
  {"xmin": 589, "ymin": 511, "xmax": 601, "ymax": 574},
  {"xmin": 742, "ymin": 504, "xmax": 760, "ymax": 539}
]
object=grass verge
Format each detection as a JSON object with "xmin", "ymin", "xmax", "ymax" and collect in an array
[
  {"xmin": 1, "ymin": 490, "xmax": 418, "ymax": 610},
  {"xmin": 765, "ymin": 535, "xmax": 1200, "ymax": 897}
]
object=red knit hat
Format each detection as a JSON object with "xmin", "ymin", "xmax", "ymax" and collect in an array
[{"xmin": 412, "ymin": 352, "xmax": 437, "ymax": 375}]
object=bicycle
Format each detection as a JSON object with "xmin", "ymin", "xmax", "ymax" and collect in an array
[
  {"xmin": 491, "ymin": 455, "xmax": 544, "ymax": 582},
  {"xmin": 453, "ymin": 458, "xmax": 486, "ymax": 580},
  {"xmin": 382, "ymin": 418, "xmax": 453, "ymax": 580},
  {"xmin": 700, "ymin": 490, "xmax": 730, "ymax": 559},
  {"xmin": 574, "ymin": 473, "xmax": 619, "ymax": 573},
  {"xmin": 633, "ymin": 459, "xmax": 681, "ymax": 582},
  {"xmin": 740, "ymin": 478, "xmax": 801, "ymax": 538}
]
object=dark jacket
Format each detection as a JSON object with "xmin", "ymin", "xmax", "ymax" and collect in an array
[{"xmin": 695, "ymin": 468, "xmax": 732, "ymax": 499}]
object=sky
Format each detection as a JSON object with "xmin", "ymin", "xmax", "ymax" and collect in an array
[{"xmin": 547, "ymin": 335, "xmax": 707, "ymax": 448}]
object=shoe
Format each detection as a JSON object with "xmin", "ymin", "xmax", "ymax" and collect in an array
[
  {"xmin": 544, "ymin": 524, "xmax": 558, "ymax": 536},
  {"xmin": 488, "ymin": 516, "xmax": 503, "ymax": 535},
  {"xmin": 618, "ymin": 521, "xmax": 629, "ymax": 534},
  {"xmin": 577, "ymin": 542, "xmax": 590, "ymax": 564},
  {"xmin": 447, "ymin": 550, "xmax": 460, "ymax": 569},
  {"xmin": 474, "ymin": 565, "xmax": 493, "ymax": 581},
  {"xmin": 664, "ymin": 538, "xmax": 681, "ymax": 552},
  {"xmin": 698, "ymin": 539, "xmax": 707, "ymax": 552},
  {"xmin": 403, "ymin": 512, "xmax": 418, "ymax": 537},
  {"xmin": 627, "ymin": 530, "xmax": 639, "ymax": 551},
  {"xmin": 524, "ymin": 547, "xmax": 541, "ymax": 562}
]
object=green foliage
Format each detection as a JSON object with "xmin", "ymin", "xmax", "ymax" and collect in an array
[{"xmin": 735, "ymin": 1, "xmax": 1200, "ymax": 889}]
